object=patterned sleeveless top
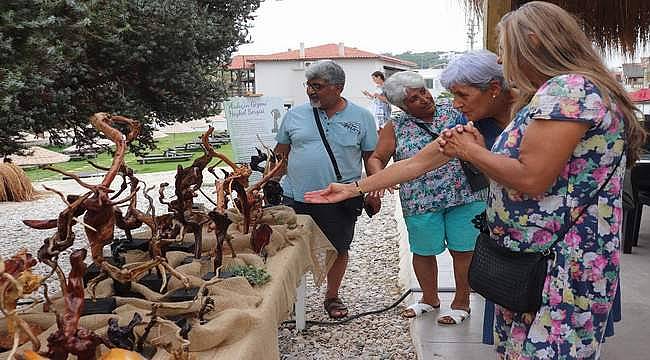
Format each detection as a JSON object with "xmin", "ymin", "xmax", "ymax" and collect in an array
[{"xmin": 393, "ymin": 98, "xmax": 485, "ymax": 217}]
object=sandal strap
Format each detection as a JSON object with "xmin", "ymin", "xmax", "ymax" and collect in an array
[{"xmin": 324, "ymin": 297, "xmax": 347, "ymax": 311}]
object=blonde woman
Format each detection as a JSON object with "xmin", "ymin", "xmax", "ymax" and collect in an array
[{"xmin": 437, "ymin": 2, "xmax": 646, "ymax": 358}]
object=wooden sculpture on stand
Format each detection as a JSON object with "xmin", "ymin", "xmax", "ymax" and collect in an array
[
  {"xmin": 104, "ymin": 185, "xmax": 190, "ymax": 293},
  {"xmin": 44, "ymin": 249, "xmax": 112, "ymax": 360},
  {"xmin": 158, "ymin": 130, "xmax": 218, "ymax": 260},
  {"xmin": 0, "ymin": 251, "xmax": 44, "ymax": 358}
]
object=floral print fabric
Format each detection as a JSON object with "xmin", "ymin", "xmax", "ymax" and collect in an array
[
  {"xmin": 488, "ymin": 74, "xmax": 626, "ymax": 359},
  {"xmin": 392, "ymin": 99, "xmax": 485, "ymax": 216}
]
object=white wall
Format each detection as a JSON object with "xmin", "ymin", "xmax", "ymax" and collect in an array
[
  {"xmin": 254, "ymin": 61, "xmax": 307, "ymax": 107},
  {"xmin": 254, "ymin": 59, "xmax": 411, "ymax": 110},
  {"xmin": 416, "ymin": 68, "xmax": 446, "ymax": 97}
]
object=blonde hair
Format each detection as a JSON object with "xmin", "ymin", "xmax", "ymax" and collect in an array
[{"xmin": 497, "ymin": 1, "xmax": 646, "ymax": 167}]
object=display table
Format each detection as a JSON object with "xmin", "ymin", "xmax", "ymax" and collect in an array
[
  {"xmin": 1, "ymin": 213, "xmax": 336, "ymax": 360},
  {"xmin": 195, "ymin": 214, "xmax": 336, "ymax": 359}
]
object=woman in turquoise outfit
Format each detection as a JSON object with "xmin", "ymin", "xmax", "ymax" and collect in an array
[
  {"xmin": 366, "ymin": 71, "xmax": 490, "ymax": 323},
  {"xmin": 438, "ymin": 2, "xmax": 646, "ymax": 358}
]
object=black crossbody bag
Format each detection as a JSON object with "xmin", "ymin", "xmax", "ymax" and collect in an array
[
  {"xmin": 469, "ymin": 157, "xmax": 621, "ymax": 313},
  {"xmin": 312, "ymin": 108, "xmax": 370, "ymax": 217},
  {"xmin": 411, "ymin": 120, "xmax": 489, "ymax": 192}
]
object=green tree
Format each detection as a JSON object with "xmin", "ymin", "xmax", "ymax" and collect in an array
[
  {"xmin": 0, "ymin": 0, "xmax": 261, "ymax": 156},
  {"xmin": 384, "ymin": 51, "xmax": 465, "ymax": 69}
]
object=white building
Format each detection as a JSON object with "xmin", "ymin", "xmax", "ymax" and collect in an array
[
  {"xmin": 230, "ymin": 43, "xmax": 416, "ymax": 109},
  {"xmin": 416, "ymin": 68, "xmax": 446, "ymax": 97}
]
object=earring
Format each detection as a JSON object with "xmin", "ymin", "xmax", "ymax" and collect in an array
[{"xmin": 492, "ymin": 94, "xmax": 497, "ymax": 99}]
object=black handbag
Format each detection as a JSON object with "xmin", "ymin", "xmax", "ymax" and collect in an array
[
  {"xmin": 410, "ymin": 120, "xmax": 488, "ymax": 192},
  {"xmin": 312, "ymin": 108, "xmax": 366, "ymax": 217},
  {"xmin": 468, "ymin": 157, "xmax": 621, "ymax": 313}
]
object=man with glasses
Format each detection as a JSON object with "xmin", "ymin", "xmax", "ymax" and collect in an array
[{"xmin": 274, "ymin": 60, "xmax": 379, "ymax": 319}]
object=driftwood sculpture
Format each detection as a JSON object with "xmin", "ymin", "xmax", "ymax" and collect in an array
[
  {"xmin": 203, "ymin": 128, "xmax": 286, "ymax": 262},
  {"xmin": 0, "ymin": 251, "xmax": 43, "ymax": 357},
  {"xmin": 236, "ymin": 151, "xmax": 285, "ymax": 234},
  {"xmin": 88, "ymin": 162, "xmax": 144, "ymax": 242},
  {"xmin": 105, "ymin": 185, "xmax": 190, "ymax": 293},
  {"xmin": 23, "ymin": 190, "xmax": 92, "ymax": 288},
  {"xmin": 23, "ymin": 113, "xmax": 189, "ymax": 296},
  {"xmin": 44, "ymin": 249, "xmax": 112, "ymax": 360},
  {"xmin": 201, "ymin": 130, "xmax": 238, "ymax": 270},
  {"xmin": 30, "ymin": 113, "xmax": 140, "ymax": 264},
  {"xmin": 250, "ymin": 145, "xmax": 284, "ymax": 206},
  {"xmin": 107, "ymin": 313, "xmax": 142, "ymax": 351},
  {"xmin": 158, "ymin": 131, "xmax": 217, "ymax": 260},
  {"xmin": 205, "ymin": 168, "xmax": 234, "ymax": 270}
]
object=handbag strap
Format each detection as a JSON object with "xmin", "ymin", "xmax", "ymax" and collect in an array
[
  {"xmin": 313, "ymin": 107, "xmax": 342, "ymax": 181},
  {"xmin": 541, "ymin": 154, "xmax": 622, "ymax": 254},
  {"xmin": 411, "ymin": 120, "xmax": 440, "ymax": 138},
  {"xmin": 411, "ymin": 118, "xmax": 488, "ymax": 191}
]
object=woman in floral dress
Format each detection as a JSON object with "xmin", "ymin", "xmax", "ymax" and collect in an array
[{"xmin": 436, "ymin": 2, "xmax": 646, "ymax": 358}]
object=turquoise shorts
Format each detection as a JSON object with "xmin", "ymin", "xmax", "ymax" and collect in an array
[{"xmin": 404, "ymin": 201, "xmax": 485, "ymax": 256}]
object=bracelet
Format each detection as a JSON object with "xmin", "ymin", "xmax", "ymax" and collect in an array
[{"xmin": 354, "ymin": 181, "xmax": 364, "ymax": 195}]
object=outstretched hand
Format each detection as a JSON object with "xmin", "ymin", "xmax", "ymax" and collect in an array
[{"xmin": 304, "ymin": 183, "xmax": 357, "ymax": 204}]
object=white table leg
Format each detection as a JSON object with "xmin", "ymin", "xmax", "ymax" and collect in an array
[{"xmin": 295, "ymin": 274, "xmax": 306, "ymax": 331}]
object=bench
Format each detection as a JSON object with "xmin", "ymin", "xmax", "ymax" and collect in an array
[
  {"xmin": 140, "ymin": 149, "xmax": 191, "ymax": 158},
  {"xmin": 137, "ymin": 154, "xmax": 192, "ymax": 164},
  {"xmin": 174, "ymin": 142, "xmax": 222, "ymax": 152},
  {"xmin": 62, "ymin": 172, "xmax": 106, "ymax": 180},
  {"xmin": 137, "ymin": 150, "xmax": 193, "ymax": 164},
  {"xmin": 67, "ymin": 152, "xmax": 98, "ymax": 161}
]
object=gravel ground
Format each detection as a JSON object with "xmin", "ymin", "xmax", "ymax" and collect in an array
[
  {"xmin": 1, "ymin": 173, "xmax": 417, "ymax": 358},
  {"xmin": 278, "ymin": 194, "xmax": 417, "ymax": 359}
]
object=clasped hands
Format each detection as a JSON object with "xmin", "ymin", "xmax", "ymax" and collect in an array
[{"xmin": 437, "ymin": 121, "xmax": 485, "ymax": 159}]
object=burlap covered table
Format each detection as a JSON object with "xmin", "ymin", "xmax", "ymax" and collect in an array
[{"xmin": 1, "ymin": 212, "xmax": 336, "ymax": 360}]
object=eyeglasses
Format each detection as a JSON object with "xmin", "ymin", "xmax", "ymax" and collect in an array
[{"xmin": 303, "ymin": 82, "xmax": 328, "ymax": 92}]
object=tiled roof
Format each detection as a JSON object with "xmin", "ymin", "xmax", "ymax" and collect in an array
[
  {"xmin": 229, "ymin": 55, "xmax": 267, "ymax": 70},
  {"xmin": 231, "ymin": 44, "xmax": 417, "ymax": 69}
]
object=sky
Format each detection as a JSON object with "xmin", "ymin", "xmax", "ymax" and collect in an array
[
  {"xmin": 235, "ymin": 0, "xmax": 479, "ymax": 56},
  {"xmin": 235, "ymin": 0, "xmax": 647, "ymax": 68}
]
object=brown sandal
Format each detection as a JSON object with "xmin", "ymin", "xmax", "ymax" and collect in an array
[{"xmin": 324, "ymin": 297, "xmax": 348, "ymax": 319}]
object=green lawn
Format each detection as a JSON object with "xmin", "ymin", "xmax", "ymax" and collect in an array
[{"xmin": 25, "ymin": 132, "xmax": 233, "ymax": 182}]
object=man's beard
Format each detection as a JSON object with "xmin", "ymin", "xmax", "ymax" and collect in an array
[{"xmin": 309, "ymin": 97, "xmax": 321, "ymax": 108}]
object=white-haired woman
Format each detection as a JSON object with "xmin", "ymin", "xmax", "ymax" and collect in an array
[
  {"xmin": 362, "ymin": 71, "xmax": 485, "ymax": 324},
  {"xmin": 440, "ymin": 50, "xmax": 512, "ymax": 138}
]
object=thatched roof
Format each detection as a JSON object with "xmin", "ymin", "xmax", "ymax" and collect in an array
[
  {"xmin": 464, "ymin": 0, "xmax": 650, "ymax": 55},
  {"xmin": 7, "ymin": 146, "xmax": 70, "ymax": 166}
]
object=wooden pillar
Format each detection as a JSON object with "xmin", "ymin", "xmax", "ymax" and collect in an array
[{"xmin": 483, "ymin": 0, "xmax": 513, "ymax": 53}]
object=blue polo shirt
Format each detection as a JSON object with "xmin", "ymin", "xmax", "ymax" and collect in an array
[{"xmin": 276, "ymin": 100, "xmax": 377, "ymax": 202}]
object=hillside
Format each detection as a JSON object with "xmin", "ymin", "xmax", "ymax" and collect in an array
[{"xmin": 385, "ymin": 50, "xmax": 465, "ymax": 69}]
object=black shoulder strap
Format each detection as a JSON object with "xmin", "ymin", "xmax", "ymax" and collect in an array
[
  {"xmin": 411, "ymin": 120, "xmax": 439, "ymax": 139},
  {"xmin": 313, "ymin": 107, "xmax": 342, "ymax": 181},
  {"xmin": 411, "ymin": 118, "xmax": 489, "ymax": 192}
]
